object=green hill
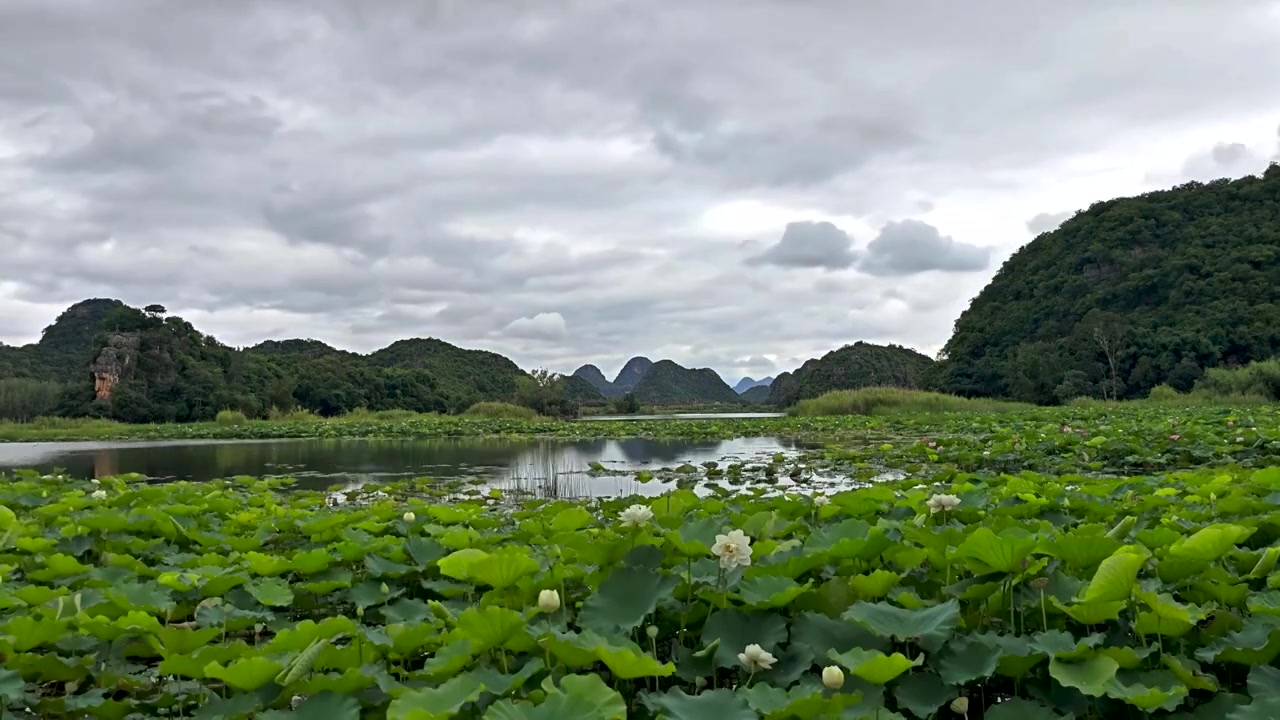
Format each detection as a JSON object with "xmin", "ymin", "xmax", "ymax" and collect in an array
[
  {"xmin": 571, "ymin": 364, "xmax": 621, "ymax": 398},
  {"xmin": 367, "ymin": 338, "xmax": 524, "ymax": 410},
  {"xmin": 739, "ymin": 385, "xmax": 773, "ymax": 403},
  {"xmin": 0, "ymin": 298, "xmax": 124, "ymax": 382},
  {"xmin": 612, "ymin": 356, "xmax": 653, "ymax": 392},
  {"xmin": 769, "ymin": 342, "xmax": 935, "ymax": 407},
  {"xmin": 562, "ymin": 374, "xmax": 607, "ymax": 404},
  {"xmin": 933, "ymin": 164, "xmax": 1280, "ymax": 403},
  {"xmin": 631, "ymin": 360, "xmax": 742, "ymax": 405}
]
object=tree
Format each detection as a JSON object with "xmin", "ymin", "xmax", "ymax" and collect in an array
[
  {"xmin": 514, "ymin": 369, "xmax": 579, "ymax": 419},
  {"xmin": 612, "ymin": 392, "xmax": 640, "ymax": 414},
  {"xmin": 144, "ymin": 304, "xmax": 168, "ymax": 317}
]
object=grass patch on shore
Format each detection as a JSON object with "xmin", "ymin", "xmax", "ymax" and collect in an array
[{"xmin": 788, "ymin": 387, "xmax": 1031, "ymax": 416}]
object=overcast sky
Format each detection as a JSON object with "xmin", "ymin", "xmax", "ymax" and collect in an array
[{"xmin": 2, "ymin": 1, "xmax": 1279, "ymax": 383}]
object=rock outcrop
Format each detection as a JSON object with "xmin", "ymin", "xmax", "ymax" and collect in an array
[{"xmin": 90, "ymin": 333, "xmax": 139, "ymax": 400}]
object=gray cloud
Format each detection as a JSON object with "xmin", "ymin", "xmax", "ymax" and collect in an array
[
  {"xmin": 1180, "ymin": 141, "xmax": 1271, "ymax": 182},
  {"xmin": 1026, "ymin": 211, "xmax": 1074, "ymax": 236},
  {"xmin": 2, "ymin": 1, "xmax": 1279, "ymax": 379},
  {"xmin": 746, "ymin": 221, "xmax": 857, "ymax": 270},
  {"xmin": 858, "ymin": 220, "xmax": 991, "ymax": 277}
]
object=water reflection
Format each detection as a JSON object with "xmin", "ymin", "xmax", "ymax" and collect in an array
[{"xmin": 0, "ymin": 436, "xmax": 815, "ymax": 499}]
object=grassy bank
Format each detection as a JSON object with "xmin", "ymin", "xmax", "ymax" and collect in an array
[{"xmin": 788, "ymin": 387, "xmax": 1032, "ymax": 416}]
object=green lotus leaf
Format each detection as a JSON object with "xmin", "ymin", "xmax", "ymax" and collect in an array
[
  {"xmin": 244, "ymin": 551, "xmax": 291, "ymax": 576},
  {"xmin": 3, "ymin": 615, "xmax": 68, "ymax": 651},
  {"xmin": 388, "ymin": 663, "xmax": 541, "ymax": 720},
  {"xmin": 545, "ymin": 630, "xmax": 674, "ymax": 679},
  {"xmin": 257, "ymin": 692, "xmax": 361, "ymax": 720},
  {"xmin": 299, "ymin": 568, "xmax": 353, "ymax": 595},
  {"xmin": 1051, "ymin": 598, "xmax": 1126, "ymax": 624},
  {"xmin": 1037, "ymin": 534, "xmax": 1122, "ymax": 572},
  {"xmin": 1080, "ymin": 546, "xmax": 1148, "ymax": 603},
  {"xmin": 204, "ymin": 656, "xmax": 286, "ymax": 691},
  {"xmin": 1162, "ymin": 655, "xmax": 1218, "ymax": 692},
  {"xmin": 364, "ymin": 553, "xmax": 412, "ymax": 578},
  {"xmin": 465, "ymin": 547, "xmax": 540, "ymax": 589},
  {"xmin": 486, "ymin": 673, "xmax": 627, "ymax": 720},
  {"xmin": 842, "ymin": 599, "xmax": 959, "ymax": 651},
  {"xmin": 451, "ymin": 605, "xmax": 532, "ymax": 654},
  {"xmin": 1105, "ymin": 674, "xmax": 1189, "ymax": 712},
  {"xmin": 1196, "ymin": 615, "xmax": 1280, "ymax": 665},
  {"xmin": 848, "ymin": 570, "xmax": 901, "ymax": 599},
  {"xmin": 246, "ymin": 578, "xmax": 295, "ymax": 607},
  {"xmin": 1136, "ymin": 591, "xmax": 1205, "ymax": 637},
  {"xmin": 0, "ymin": 667, "xmax": 25, "ymax": 701},
  {"xmin": 262, "ymin": 617, "xmax": 357, "ymax": 654},
  {"xmin": 827, "ymin": 647, "xmax": 923, "ymax": 684},
  {"xmin": 549, "ymin": 506, "xmax": 595, "ymax": 533},
  {"xmin": 437, "ymin": 548, "xmax": 490, "ymax": 580},
  {"xmin": 664, "ymin": 516, "xmax": 722, "ymax": 556},
  {"xmin": 580, "ymin": 565, "xmax": 678, "ymax": 633},
  {"xmin": 298, "ymin": 669, "xmax": 379, "ymax": 697},
  {"xmin": 983, "ymin": 698, "xmax": 1074, "ymax": 719},
  {"xmin": 954, "ymin": 527, "xmax": 1038, "ymax": 574},
  {"xmin": 1167, "ymin": 524, "xmax": 1254, "ymax": 563},
  {"xmin": 936, "ymin": 635, "xmax": 1002, "ymax": 685},
  {"xmin": 1048, "ymin": 655, "xmax": 1119, "ymax": 697},
  {"xmin": 419, "ymin": 640, "xmax": 476, "ymax": 680},
  {"xmin": 1227, "ymin": 665, "xmax": 1280, "ymax": 719},
  {"xmin": 0, "ymin": 505, "xmax": 17, "ymax": 533},
  {"xmin": 29, "ymin": 553, "xmax": 91, "ymax": 580},
  {"xmin": 288, "ymin": 548, "xmax": 333, "ymax": 575},
  {"xmin": 150, "ymin": 626, "xmax": 221, "ymax": 656},
  {"xmin": 788, "ymin": 612, "xmax": 888, "ymax": 665},
  {"xmin": 736, "ymin": 576, "xmax": 812, "ymax": 608},
  {"xmin": 405, "ymin": 536, "xmax": 445, "ymax": 568},
  {"xmin": 891, "ymin": 671, "xmax": 956, "ymax": 718},
  {"xmin": 106, "ymin": 581, "xmax": 174, "ymax": 613},
  {"xmin": 700, "ymin": 609, "xmax": 788, "ymax": 669},
  {"xmin": 349, "ymin": 580, "xmax": 403, "ymax": 609},
  {"xmin": 641, "ymin": 688, "xmax": 756, "ymax": 720}
]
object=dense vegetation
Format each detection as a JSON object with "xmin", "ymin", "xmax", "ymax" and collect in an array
[
  {"xmin": 769, "ymin": 342, "xmax": 936, "ymax": 407},
  {"xmin": 4, "ymin": 401, "xmax": 1280, "ymax": 717},
  {"xmin": 788, "ymin": 387, "xmax": 1031, "ymax": 416},
  {"xmin": 0, "ymin": 301, "xmax": 599, "ymax": 424},
  {"xmin": 934, "ymin": 164, "xmax": 1280, "ymax": 404}
]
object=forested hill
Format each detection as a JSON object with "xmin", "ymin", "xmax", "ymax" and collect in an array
[
  {"xmin": 933, "ymin": 164, "xmax": 1280, "ymax": 403},
  {"xmin": 631, "ymin": 360, "xmax": 742, "ymax": 405},
  {"xmin": 0, "ymin": 301, "xmax": 600, "ymax": 423},
  {"xmin": 768, "ymin": 342, "xmax": 935, "ymax": 406}
]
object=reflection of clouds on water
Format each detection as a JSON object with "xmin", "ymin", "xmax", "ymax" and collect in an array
[{"xmin": 0, "ymin": 436, "xmax": 825, "ymax": 500}]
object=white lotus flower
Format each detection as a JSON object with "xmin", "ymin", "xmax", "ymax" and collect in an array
[
  {"xmin": 90, "ymin": 479, "xmax": 100, "ymax": 485},
  {"xmin": 822, "ymin": 665, "xmax": 845, "ymax": 689},
  {"xmin": 90, "ymin": 489, "xmax": 107, "ymax": 501},
  {"xmin": 737, "ymin": 643, "xmax": 776, "ymax": 671},
  {"xmin": 951, "ymin": 697, "xmax": 970, "ymax": 715},
  {"xmin": 711, "ymin": 529, "xmax": 753, "ymax": 569},
  {"xmin": 402, "ymin": 511, "xmax": 416, "ymax": 523},
  {"xmin": 537, "ymin": 589, "xmax": 560, "ymax": 613},
  {"xmin": 926, "ymin": 494, "xmax": 961, "ymax": 514},
  {"xmin": 619, "ymin": 504, "xmax": 654, "ymax": 528},
  {"xmin": 813, "ymin": 495, "xmax": 830, "ymax": 507}
]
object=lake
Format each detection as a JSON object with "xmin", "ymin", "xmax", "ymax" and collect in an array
[{"xmin": 0, "ymin": 436, "xmax": 819, "ymax": 499}]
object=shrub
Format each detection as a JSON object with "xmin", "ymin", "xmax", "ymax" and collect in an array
[
  {"xmin": 0, "ymin": 379, "xmax": 63, "ymax": 422},
  {"xmin": 214, "ymin": 410, "xmax": 248, "ymax": 425},
  {"xmin": 463, "ymin": 401, "xmax": 542, "ymax": 420}
]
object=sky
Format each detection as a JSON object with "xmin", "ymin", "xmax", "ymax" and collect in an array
[{"xmin": 2, "ymin": 1, "xmax": 1280, "ymax": 384}]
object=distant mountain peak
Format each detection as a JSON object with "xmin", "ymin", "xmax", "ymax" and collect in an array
[
  {"xmin": 572, "ymin": 363, "xmax": 619, "ymax": 397},
  {"xmin": 733, "ymin": 375, "xmax": 775, "ymax": 394},
  {"xmin": 613, "ymin": 356, "xmax": 653, "ymax": 391}
]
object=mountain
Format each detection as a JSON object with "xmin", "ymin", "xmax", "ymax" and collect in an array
[
  {"xmin": 933, "ymin": 164, "xmax": 1280, "ymax": 403},
  {"xmin": 562, "ymin": 374, "xmax": 607, "ymax": 404},
  {"xmin": 0, "ymin": 298, "xmax": 125, "ymax": 382},
  {"xmin": 367, "ymin": 338, "xmax": 525, "ymax": 409},
  {"xmin": 0, "ymin": 300, "xmax": 597, "ymax": 423},
  {"xmin": 732, "ymin": 376, "xmax": 775, "ymax": 393},
  {"xmin": 572, "ymin": 363, "xmax": 621, "ymax": 398},
  {"xmin": 769, "ymin": 342, "xmax": 935, "ymax": 406},
  {"xmin": 612, "ymin": 356, "xmax": 653, "ymax": 392},
  {"xmin": 631, "ymin": 360, "xmax": 742, "ymax": 405},
  {"xmin": 739, "ymin": 385, "xmax": 773, "ymax": 403}
]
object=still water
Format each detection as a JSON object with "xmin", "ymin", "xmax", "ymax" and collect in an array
[{"xmin": 0, "ymin": 436, "xmax": 816, "ymax": 498}]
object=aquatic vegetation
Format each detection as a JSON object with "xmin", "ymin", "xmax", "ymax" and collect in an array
[{"xmin": 2, "ymin": 457, "xmax": 1280, "ymax": 717}]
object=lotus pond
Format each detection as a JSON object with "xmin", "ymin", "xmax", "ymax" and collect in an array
[{"xmin": 2, "ymin": 453, "xmax": 1280, "ymax": 718}]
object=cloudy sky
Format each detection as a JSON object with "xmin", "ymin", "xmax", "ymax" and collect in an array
[{"xmin": 2, "ymin": 1, "xmax": 1279, "ymax": 383}]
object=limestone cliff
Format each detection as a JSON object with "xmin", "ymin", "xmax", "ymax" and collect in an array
[{"xmin": 90, "ymin": 333, "xmax": 139, "ymax": 400}]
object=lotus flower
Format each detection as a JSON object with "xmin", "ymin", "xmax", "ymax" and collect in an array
[
  {"xmin": 90, "ymin": 489, "xmax": 107, "ymax": 501},
  {"xmin": 737, "ymin": 643, "xmax": 776, "ymax": 671},
  {"xmin": 821, "ymin": 665, "xmax": 845, "ymax": 689},
  {"xmin": 814, "ymin": 495, "xmax": 830, "ymax": 507},
  {"xmin": 538, "ymin": 589, "xmax": 560, "ymax": 613},
  {"xmin": 402, "ymin": 511, "xmax": 416, "ymax": 523},
  {"xmin": 926, "ymin": 494, "xmax": 961, "ymax": 514},
  {"xmin": 712, "ymin": 529, "xmax": 753, "ymax": 569},
  {"xmin": 619, "ymin": 504, "xmax": 654, "ymax": 528}
]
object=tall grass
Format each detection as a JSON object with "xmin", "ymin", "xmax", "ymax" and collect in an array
[
  {"xmin": 0, "ymin": 379, "xmax": 62, "ymax": 422},
  {"xmin": 788, "ymin": 387, "xmax": 1031, "ymax": 416},
  {"xmin": 214, "ymin": 410, "xmax": 248, "ymax": 425},
  {"xmin": 1068, "ymin": 383, "xmax": 1271, "ymax": 408},
  {"xmin": 462, "ymin": 401, "xmax": 544, "ymax": 420},
  {"xmin": 1194, "ymin": 359, "xmax": 1280, "ymax": 401}
]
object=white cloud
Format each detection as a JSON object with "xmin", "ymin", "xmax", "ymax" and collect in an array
[{"xmin": 502, "ymin": 312, "xmax": 568, "ymax": 341}]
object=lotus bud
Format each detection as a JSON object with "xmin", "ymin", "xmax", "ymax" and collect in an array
[
  {"xmin": 538, "ymin": 589, "xmax": 561, "ymax": 613},
  {"xmin": 950, "ymin": 696, "xmax": 970, "ymax": 715},
  {"xmin": 646, "ymin": 625, "xmax": 659, "ymax": 640},
  {"xmin": 403, "ymin": 511, "xmax": 416, "ymax": 523},
  {"xmin": 821, "ymin": 665, "xmax": 845, "ymax": 689},
  {"xmin": 694, "ymin": 677, "xmax": 707, "ymax": 689},
  {"xmin": 356, "ymin": 606, "xmax": 364, "ymax": 618}
]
